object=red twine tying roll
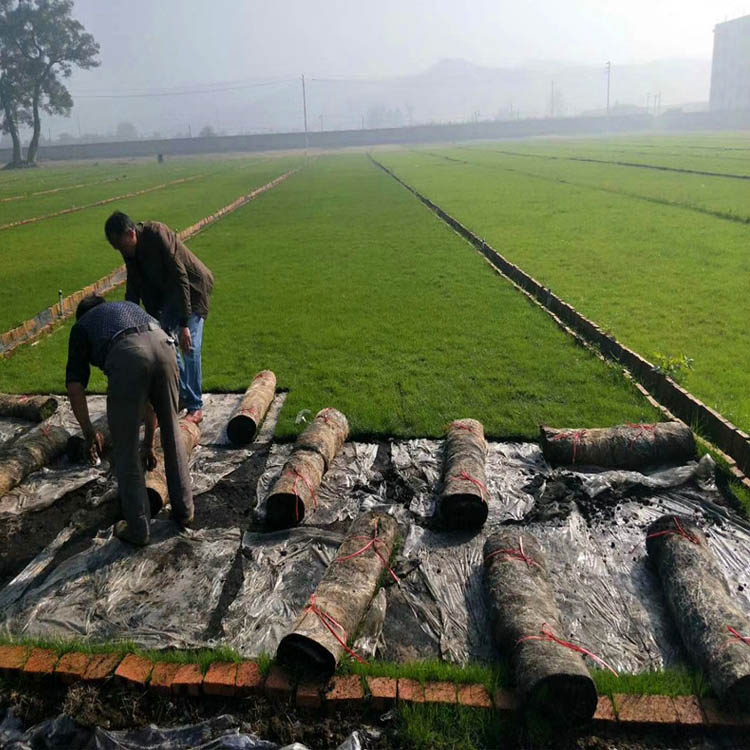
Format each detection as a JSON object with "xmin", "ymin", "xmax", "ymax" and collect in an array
[
  {"xmin": 551, "ymin": 429, "xmax": 586, "ymax": 464},
  {"xmin": 336, "ymin": 522, "xmax": 400, "ymax": 584},
  {"xmin": 291, "ymin": 467, "xmax": 317, "ymax": 521},
  {"xmin": 449, "ymin": 470, "xmax": 489, "ymax": 503},
  {"xmin": 41, "ymin": 424, "xmax": 51, "ymax": 439},
  {"xmin": 516, "ymin": 623, "xmax": 619, "ymax": 677},
  {"xmin": 719, "ymin": 626, "xmax": 750, "ymax": 652},
  {"xmin": 17, "ymin": 395, "xmax": 30, "ymax": 403},
  {"xmin": 484, "ymin": 536, "xmax": 542, "ymax": 570},
  {"xmin": 304, "ymin": 594, "xmax": 366, "ymax": 664},
  {"xmin": 626, "ymin": 423, "xmax": 657, "ymax": 447},
  {"xmin": 451, "ymin": 421, "xmax": 478, "ymax": 436},
  {"xmin": 645, "ymin": 516, "xmax": 701, "ymax": 546}
]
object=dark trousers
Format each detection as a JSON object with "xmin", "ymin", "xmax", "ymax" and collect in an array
[{"xmin": 105, "ymin": 328, "xmax": 193, "ymax": 542}]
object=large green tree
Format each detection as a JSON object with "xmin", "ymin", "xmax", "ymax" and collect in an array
[{"xmin": 0, "ymin": 0, "xmax": 99, "ymax": 167}]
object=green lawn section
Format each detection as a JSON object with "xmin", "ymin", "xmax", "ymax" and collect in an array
[
  {"xmin": 464, "ymin": 132, "xmax": 750, "ymax": 176},
  {"xmin": 0, "ymin": 156, "xmax": 301, "ymax": 331},
  {"xmin": 0, "ymin": 159, "xmax": 211, "ymax": 225},
  {"xmin": 453, "ymin": 145, "xmax": 750, "ymax": 223},
  {"xmin": 376, "ymin": 147, "xmax": 750, "ymax": 433},
  {"xmin": 0, "ymin": 154, "xmax": 657, "ymax": 440}
]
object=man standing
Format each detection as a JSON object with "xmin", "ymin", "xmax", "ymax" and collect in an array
[
  {"xmin": 104, "ymin": 211, "xmax": 214, "ymax": 424},
  {"xmin": 66, "ymin": 295, "xmax": 193, "ymax": 546}
]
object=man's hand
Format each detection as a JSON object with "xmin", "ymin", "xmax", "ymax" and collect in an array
[
  {"xmin": 85, "ymin": 430, "xmax": 104, "ymax": 465},
  {"xmin": 178, "ymin": 326, "xmax": 192, "ymax": 354},
  {"xmin": 141, "ymin": 445, "xmax": 158, "ymax": 471}
]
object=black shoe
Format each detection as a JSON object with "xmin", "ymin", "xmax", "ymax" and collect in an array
[
  {"xmin": 171, "ymin": 512, "xmax": 194, "ymax": 529},
  {"xmin": 114, "ymin": 520, "xmax": 150, "ymax": 546}
]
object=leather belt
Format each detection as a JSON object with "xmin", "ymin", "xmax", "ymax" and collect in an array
[{"xmin": 105, "ymin": 321, "xmax": 158, "ymax": 361}]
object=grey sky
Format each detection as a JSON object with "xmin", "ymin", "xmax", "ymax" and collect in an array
[
  {"xmin": 70, "ymin": 0, "xmax": 749, "ymax": 90},
  {"xmin": 20, "ymin": 0, "xmax": 750, "ymax": 138}
]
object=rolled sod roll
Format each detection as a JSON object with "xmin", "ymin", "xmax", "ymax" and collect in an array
[
  {"xmin": 0, "ymin": 394, "xmax": 58, "ymax": 422},
  {"xmin": 646, "ymin": 515, "xmax": 750, "ymax": 707},
  {"xmin": 66, "ymin": 413, "xmax": 111, "ymax": 463},
  {"xmin": 540, "ymin": 421, "xmax": 694, "ymax": 468},
  {"xmin": 0, "ymin": 423, "xmax": 70, "ymax": 498},
  {"xmin": 276, "ymin": 510, "xmax": 399, "ymax": 677},
  {"xmin": 484, "ymin": 530, "xmax": 598, "ymax": 723},
  {"xmin": 441, "ymin": 418, "xmax": 489, "ymax": 528},
  {"xmin": 266, "ymin": 407, "xmax": 349, "ymax": 529},
  {"xmin": 144, "ymin": 419, "xmax": 201, "ymax": 517},
  {"xmin": 226, "ymin": 370, "xmax": 276, "ymax": 445}
]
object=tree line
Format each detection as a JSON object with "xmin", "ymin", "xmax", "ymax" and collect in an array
[{"xmin": 0, "ymin": 0, "xmax": 98, "ymax": 168}]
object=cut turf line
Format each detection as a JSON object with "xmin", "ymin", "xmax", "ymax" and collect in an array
[
  {"xmin": 0, "ymin": 174, "xmax": 202, "ymax": 231},
  {"xmin": 369, "ymin": 153, "xmax": 750, "ymax": 487},
  {"xmin": 0, "ymin": 175, "xmax": 127, "ymax": 203},
  {"xmin": 480, "ymin": 147, "xmax": 750, "ymax": 181},
  {"xmin": 421, "ymin": 149, "xmax": 750, "ymax": 225},
  {"xmin": 0, "ymin": 165, "xmax": 302, "ymax": 357}
]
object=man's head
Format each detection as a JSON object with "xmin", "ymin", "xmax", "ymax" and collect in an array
[
  {"xmin": 104, "ymin": 211, "xmax": 138, "ymax": 257},
  {"xmin": 76, "ymin": 295, "xmax": 106, "ymax": 320}
]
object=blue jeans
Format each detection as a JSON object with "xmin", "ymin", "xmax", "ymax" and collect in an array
[{"xmin": 175, "ymin": 314, "xmax": 204, "ymax": 411}]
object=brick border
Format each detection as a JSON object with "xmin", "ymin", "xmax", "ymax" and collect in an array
[
  {"xmin": 0, "ymin": 166, "xmax": 301, "ymax": 358},
  {"xmin": 0, "ymin": 646, "xmax": 748, "ymax": 729},
  {"xmin": 368, "ymin": 155, "xmax": 750, "ymax": 485}
]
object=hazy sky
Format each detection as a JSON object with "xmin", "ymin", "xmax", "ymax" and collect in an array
[{"xmin": 69, "ymin": 0, "xmax": 750, "ymax": 92}]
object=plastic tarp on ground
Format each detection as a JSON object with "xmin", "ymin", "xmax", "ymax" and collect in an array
[
  {"xmin": 0, "ymin": 709, "xmax": 365, "ymax": 750},
  {"xmin": 383, "ymin": 440, "xmax": 750, "ymax": 672},
  {"xmin": 0, "ymin": 393, "xmax": 286, "ymax": 517},
  {"xmin": 1, "ymin": 523, "xmax": 241, "ymax": 648},
  {"xmin": 2, "ymin": 435, "xmax": 750, "ymax": 673}
]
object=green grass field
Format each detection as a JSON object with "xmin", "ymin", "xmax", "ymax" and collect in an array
[
  {"xmin": 377, "ymin": 142, "xmax": 750, "ymax": 433},
  {"xmin": 0, "ymin": 155, "xmax": 301, "ymax": 331},
  {"xmin": 0, "ymin": 154, "xmax": 657, "ymax": 440}
]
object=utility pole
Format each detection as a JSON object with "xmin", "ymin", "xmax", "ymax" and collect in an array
[
  {"xmin": 301, "ymin": 74, "xmax": 309, "ymax": 149},
  {"xmin": 550, "ymin": 81, "xmax": 555, "ymax": 118},
  {"xmin": 319, "ymin": 113, "xmax": 323, "ymax": 131},
  {"xmin": 605, "ymin": 61, "xmax": 611, "ymax": 115}
]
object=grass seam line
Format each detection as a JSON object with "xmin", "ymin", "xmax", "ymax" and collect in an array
[
  {"xmin": 0, "ymin": 175, "xmax": 202, "ymax": 231},
  {"xmin": 481, "ymin": 147, "xmax": 750, "ymax": 181},
  {"xmin": 0, "ymin": 166, "xmax": 302, "ymax": 358},
  {"xmin": 368, "ymin": 153, "xmax": 750, "ymax": 490},
  {"xmin": 0, "ymin": 175, "xmax": 127, "ymax": 204}
]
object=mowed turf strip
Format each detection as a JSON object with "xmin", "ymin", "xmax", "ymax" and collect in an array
[
  {"xmin": 377, "ymin": 147, "xmax": 750, "ymax": 433},
  {"xmin": 452, "ymin": 145, "xmax": 750, "ymax": 223},
  {"xmin": 0, "ymin": 154, "xmax": 658, "ymax": 440},
  {"xmin": 0, "ymin": 156, "xmax": 301, "ymax": 332},
  {"xmin": 0, "ymin": 159, "xmax": 206, "ymax": 226}
]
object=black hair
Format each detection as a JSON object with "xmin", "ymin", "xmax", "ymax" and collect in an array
[
  {"xmin": 104, "ymin": 211, "xmax": 135, "ymax": 244},
  {"xmin": 76, "ymin": 295, "xmax": 106, "ymax": 320}
]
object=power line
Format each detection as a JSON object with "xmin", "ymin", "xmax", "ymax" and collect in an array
[{"xmin": 71, "ymin": 79, "xmax": 297, "ymax": 99}]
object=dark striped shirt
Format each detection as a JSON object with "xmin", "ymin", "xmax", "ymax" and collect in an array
[{"xmin": 65, "ymin": 301, "xmax": 157, "ymax": 387}]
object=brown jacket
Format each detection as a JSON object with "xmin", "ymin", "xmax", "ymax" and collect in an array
[{"xmin": 125, "ymin": 221, "xmax": 214, "ymax": 327}]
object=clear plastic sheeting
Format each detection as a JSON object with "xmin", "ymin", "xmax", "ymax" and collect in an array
[
  {"xmin": 391, "ymin": 440, "xmax": 545, "ymax": 523},
  {"xmin": 256, "ymin": 443, "xmax": 382, "ymax": 526},
  {"xmin": 1, "ymin": 522, "xmax": 241, "ymax": 650},
  {"xmin": 223, "ymin": 527, "xmax": 344, "ymax": 657},
  {"xmin": 387, "ymin": 444, "xmax": 750, "ymax": 672},
  {"xmin": 0, "ymin": 392, "xmax": 285, "ymax": 517},
  {"xmin": 0, "ymin": 417, "xmax": 32, "ymax": 448},
  {"xmin": 0, "ymin": 396, "xmax": 108, "ymax": 517},
  {"xmin": 188, "ymin": 393, "xmax": 286, "ymax": 496},
  {"xmin": 0, "ymin": 709, "xmax": 365, "ymax": 750}
]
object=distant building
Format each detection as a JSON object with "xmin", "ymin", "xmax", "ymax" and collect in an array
[{"xmin": 711, "ymin": 15, "xmax": 750, "ymax": 111}]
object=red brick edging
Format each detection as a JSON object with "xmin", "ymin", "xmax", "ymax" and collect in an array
[{"xmin": 1, "ymin": 644, "xmax": 748, "ymax": 729}]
